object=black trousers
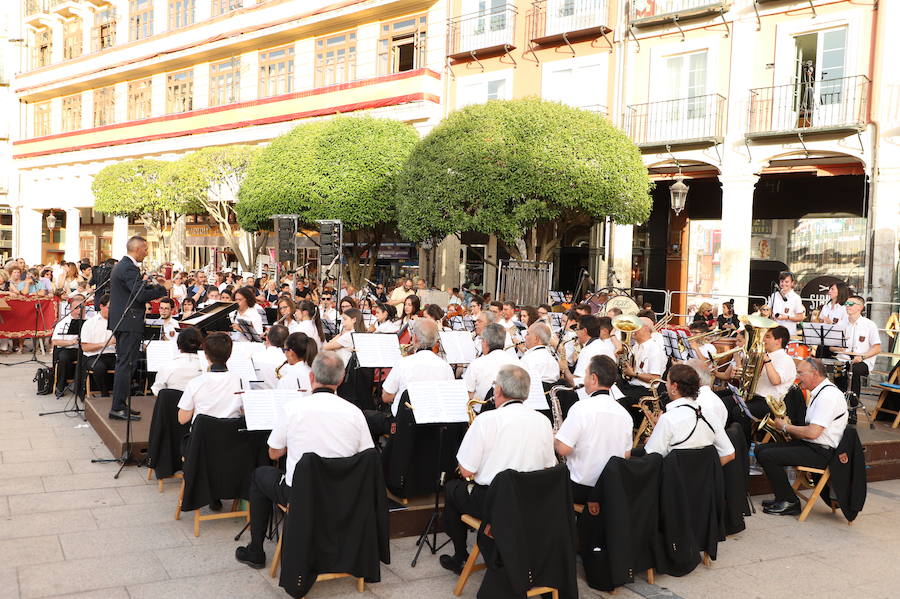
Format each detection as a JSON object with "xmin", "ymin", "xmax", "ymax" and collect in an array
[
  {"xmin": 55, "ymin": 347, "xmax": 80, "ymax": 392},
  {"xmin": 248, "ymin": 465, "xmax": 290, "ymax": 553},
  {"xmin": 443, "ymin": 479, "xmax": 488, "ymax": 559},
  {"xmin": 571, "ymin": 481, "xmax": 592, "ymax": 505},
  {"xmin": 835, "ymin": 362, "xmax": 868, "ymax": 406},
  {"xmin": 112, "ymin": 330, "xmax": 142, "ymax": 413},
  {"xmin": 756, "ymin": 441, "xmax": 833, "ymax": 502},
  {"xmin": 83, "ymin": 353, "xmax": 116, "ymax": 396}
]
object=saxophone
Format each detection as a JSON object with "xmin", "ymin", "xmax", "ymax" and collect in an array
[
  {"xmin": 466, "ymin": 398, "xmax": 489, "ymax": 425},
  {"xmin": 274, "ymin": 360, "xmax": 288, "ymax": 380},
  {"xmin": 735, "ymin": 314, "xmax": 789, "ymax": 443},
  {"xmin": 549, "ymin": 384, "xmax": 583, "ymax": 463},
  {"xmin": 634, "ymin": 379, "xmax": 664, "ymax": 447}
]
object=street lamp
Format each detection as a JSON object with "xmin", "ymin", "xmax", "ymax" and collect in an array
[
  {"xmin": 669, "ymin": 175, "xmax": 689, "ymax": 216},
  {"xmin": 46, "ymin": 212, "xmax": 57, "ymax": 231}
]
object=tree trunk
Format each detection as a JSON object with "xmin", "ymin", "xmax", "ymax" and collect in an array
[{"xmin": 170, "ymin": 215, "xmax": 187, "ymax": 266}]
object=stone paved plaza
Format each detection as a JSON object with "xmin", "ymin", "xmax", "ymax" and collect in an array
[{"xmin": 0, "ymin": 355, "xmax": 897, "ymax": 599}]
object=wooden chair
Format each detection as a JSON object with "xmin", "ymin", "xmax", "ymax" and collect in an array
[
  {"xmin": 453, "ymin": 514, "xmax": 560, "ymax": 598},
  {"xmin": 871, "ymin": 365, "xmax": 900, "ymax": 428},
  {"xmin": 791, "ymin": 466, "xmax": 851, "ymax": 525},
  {"xmin": 174, "ymin": 478, "xmax": 249, "ymax": 537},
  {"xmin": 85, "ymin": 369, "xmax": 115, "ymax": 398}
]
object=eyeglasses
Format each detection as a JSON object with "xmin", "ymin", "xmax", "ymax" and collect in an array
[{"xmin": 844, "ymin": 301, "xmax": 860, "ymax": 307}]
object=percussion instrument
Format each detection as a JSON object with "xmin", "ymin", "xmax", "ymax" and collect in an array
[
  {"xmin": 605, "ymin": 294, "xmax": 640, "ymax": 316},
  {"xmin": 786, "ymin": 341, "xmax": 811, "ymax": 359}
]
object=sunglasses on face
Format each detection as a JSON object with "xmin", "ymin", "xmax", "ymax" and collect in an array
[{"xmin": 844, "ymin": 301, "xmax": 859, "ymax": 307}]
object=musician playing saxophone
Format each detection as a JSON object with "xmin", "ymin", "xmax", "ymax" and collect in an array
[
  {"xmin": 382, "ymin": 319, "xmax": 454, "ymax": 417},
  {"xmin": 746, "ymin": 326, "xmax": 796, "ymax": 421},
  {"xmin": 618, "ymin": 318, "xmax": 667, "ymax": 419},
  {"xmin": 558, "ymin": 315, "xmax": 616, "ymax": 387},
  {"xmin": 519, "ymin": 323, "xmax": 560, "ymax": 384},
  {"xmin": 555, "ymin": 356, "xmax": 632, "ymax": 506}
]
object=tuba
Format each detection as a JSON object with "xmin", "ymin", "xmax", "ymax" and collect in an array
[{"xmin": 612, "ymin": 314, "xmax": 642, "ymax": 380}]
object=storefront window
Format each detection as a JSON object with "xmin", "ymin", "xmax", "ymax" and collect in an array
[{"xmin": 686, "ymin": 220, "xmax": 721, "ymax": 295}]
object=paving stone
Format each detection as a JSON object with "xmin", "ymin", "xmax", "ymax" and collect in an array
[
  {"xmin": 0, "ymin": 439, "xmax": 31, "ymax": 452},
  {"xmin": 41, "ymin": 470, "xmax": 147, "ymax": 492},
  {"xmin": 58, "ymin": 522, "xmax": 190, "ymax": 559},
  {"xmin": 0, "ymin": 509, "xmax": 98, "ymax": 540},
  {"xmin": 41, "ymin": 590, "xmax": 130, "ymax": 599},
  {"xmin": 18, "ymin": 551, "xmax": 169, "ymax": 598},
  {"xmin": 91, "ymin": 500, "xmax": 180, "ymax": 529},
  {"xmin": 8, "ymin": 488, "xmax": 124, "ymax": 515},
  {"xmin": 0, "ymin": 535, "xmax": 62, "ymax": 568},
  {"xmin": 0, "ymin": 477, "xmax": 43, "ymax": 497},
  {"xmin": 0, "ymin": 461, "xmax": 71, "ymax": 480},
  {"xmin": 0, "ymin": 566, "xmax": 18, "ymax": 599},
  {"xmin": 1, "ymin": 447, "xmax": 96, "ymax": 464},
  {"xmin": 126, "ymin": 569, "xmax": 285, "ymax": 599}
]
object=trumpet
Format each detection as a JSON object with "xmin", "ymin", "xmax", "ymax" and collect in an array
[{"xmin": 653, "ymin": 312, "xmax": 673, "ymax": 332}]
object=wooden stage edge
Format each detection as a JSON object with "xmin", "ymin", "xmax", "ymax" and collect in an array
[{"xmin": 84, "ymin": 395, "xmax": 154, "ymax": 460}]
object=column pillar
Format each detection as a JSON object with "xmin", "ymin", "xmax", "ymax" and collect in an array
[
  {"xmin": 64, "ymin": 208, "xmax": 80, "ymax": 261},
  {"xmin": 18, "ymin": 208, "xmax": 43, "ymax": 265},
  {"xmin": 868, "ymin": 170, "xmax": 900, "ymax": 325},
  {"xmin": 483, "ymin": 235, "xmax": 498, "ymax": 296},
  {"xmin": 610, "ymin": 223, "xmax": 633, "ymax": 289},
  {"xmin": 112, "ymin": 215, "xmax": 129, "ymax": 259},
  {"xmin": 719, "ymin": 174, "xmax": 759, "ymax": 315}
]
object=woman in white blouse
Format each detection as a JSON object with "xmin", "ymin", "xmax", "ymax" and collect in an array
[
  {"xmin": 323, "ymin": 307, "xmax": 366, "ymax": 366},
  {"xmin": 276, "ymin": 332, "xmax": 318, "ymax": 392},
  {"xmin": 151, "ymin": 328, "xmax": 204, "ymax": 394},
  {"xmin": 170, "ymin": 272, "xmax": 187, "ymax": 304},
  {"xmin": 275, "ymin": 296, "xmax": 302, "ymax": 334},
  {"xmin": 370, "ymin": 303, "xmax": 399, "ymax": 333},
  {"xmin": 817, "ymin": 282, "xmax": 850, "ymax": 326},
  {"xmin": 231, "ymin": 286, "xmax": 264, "ymax": 341},
  {"xmin": 295, "ymin": 300, "xmax": 324, "ymax": 348}
]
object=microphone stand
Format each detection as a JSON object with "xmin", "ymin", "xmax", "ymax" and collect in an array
[{"xmin": 92, "ymin": 278, "xmax": 156, "ymax": 479}]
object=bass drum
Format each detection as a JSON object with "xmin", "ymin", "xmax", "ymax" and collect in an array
[{"xmin": 604, "ymin": 294, "xmax": 640, "ymax": 316}]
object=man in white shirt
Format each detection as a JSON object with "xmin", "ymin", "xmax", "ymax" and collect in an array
[
  {"xmin": 80, "ymin": 294, "xmax": 117, "ymax": 397},
  {"xmin": 555, "ymin": 355, "xmax": 632, "ymax": 504},
  {"xmin": 686, "ymin": 359, "xmax": 728, "ymax": 430},
  {"xmin": 236, "ymin": 351, "xmax": 374, "ymax": 569},
  {"xmin": 829, "ymin": 295, "xmax": 881, "ymax": 424},
  {"xmin": 463, "ymin": 323, "xmax": 519, "ymax": 402},
  {"xmin": 770, "ymin": 271, "xmax": 806, "ymax": 337},
  {"xmin": 51, "ymin": 294, "xmax": 87, "ymax": 398},
  {"xmin": 748, "ymin": 326, "xmax": 797, "ymax": 422},
  {"xmin": 559, "ymin": 315, "xmax": 616, "ymax": 387},
  {"xmin": 645, "ymin": 364, "xmax": 735, "ymax": 463},
  {"xmin": 388, "ymin": 278, "xmax": 415, "ymax": 308},
  {"xmin": 519, "ymin": 322, "xmax": 560, "ymax": 384},
  {"xmin": 252, "ymin": 325, "xmax": 290, "ymax": 390},
  {"xmin": 619, "ymin": 317, "xmax": 668, "ymax": 422},
  {"xmin": 757, "ymin": 357, "xmax": 848, "ymax": 515},
  {"xmin": 319, "ymin": 292, "xmax": 338, "ymax": 323},
  {"xmin": 198, "ymin": 287, "xmax": 221, "ymax": 309},
  {"xmin": 382, "ymin": 319, "xmax": 454, "ymax": 416},
  {"xmin": 154, "ymin": 298, "xmax": 179, "ymax": 341},
  {"xmin": 177, "ymin": 333, "xmax": 243, "ymax": 425},
  {"xmin": 440, "ymin": 364, "xmax": 556, "ymax": 574}
]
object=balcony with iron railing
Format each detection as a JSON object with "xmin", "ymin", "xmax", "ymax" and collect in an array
[
  {"xmin": 630, "ymin": 0, "xmax": 728, "ymax": 27},
  {"xmin": 447, "ymin": 4, "xmax": 517, "ymax": 60},
  {"xmin": 625, "ymin": 93, "xmax": 725, "ymax": 149},
  {"xmin": 24, "ymin": 0, "xmax": 50, "ymax": 25},
  {"xmin": 49, "ymin": 0, "xmax": 81, "ymax": 18},
  {"xmin": 747, "ymin": 75, "xmax": 869, "ymax": 139},
  {"xmin": 530, "ymin": 0, "xmax": 610, "ymax": 45}
]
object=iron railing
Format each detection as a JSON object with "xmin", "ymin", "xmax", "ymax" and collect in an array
[
  {"xmin": 25, "ymin": 0, "xmax": 49, "ymax": 17},
  {"xmin": 49, "ymin": 0, "xmax": 73, "ymax": 10},
  {"xmin": 497, "ymin": 260, "xmax": 554, "ymax": 307},
  {"xmin": 625, "ymin": 93, "xmax": 725, "ymax": 147},
  {"xmin": 447, "ymin": 4, "xmax": 517, "ymax": 57},
  {"xmin": 747, "ymin": 75, "xmax": 869, "ymax": 137},
  {"xmin": 630, "ymin": 0, "xmax": 724, "ymax": 22},
  {"xmin": 531, "ymin": 0, "xmax": 609, "ymax": 40}
]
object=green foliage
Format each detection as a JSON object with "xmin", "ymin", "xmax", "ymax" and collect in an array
[
  {"xmin": 236, "ymin": 117, "xmax": 419, "ymax": 231},
  {"xmin": 92, "ymin": 159, "xmax": 173, "ymax": 216},
  {"xmin": 395, "ymin": 98, "xmax": 653, "ymax": 245},
  {"xmin": 165, "ymin": 145, "xmax": 259, "ymax": 209}
]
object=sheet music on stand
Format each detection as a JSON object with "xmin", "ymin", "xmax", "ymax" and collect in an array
[
  {"xmin": 236, "ymin": 320, "xmax": 263, "ymax": 343},
  {"xmin": 439, "ymin": 331, "xmax": 477, "ymax": 364},
  {"xmin": 461, "ymin": 316, "xmax": 476, "ymax": 332},
  {"xmin": 523, "ymin": 368, "xmax": 549, "ymax": 410},
  {"xmin": 406, "ymin": 380, "xmax": 469, "ymax": 424},
  {"xmin": 799, "ymin": 322, "xmax": 845, "ymax": 350},
  {"xmin": 663, "ymin": 329, "xmax": 693, "ymax": 361},
  {"xmin": 241, "ymin": 389, "xmax": 298, "ymax": 431},
  {"xmin": 548, "ymin": 313, "xmax": 563, "ymax": 332},
  {"xmin": 549, "ymin": 291, "xmax": 565, "ymax": 304},
  {"xmin": 227, "ymin": 357, "xmax": 261, "ymax": 386},
  {"xmin": 352, "ymin": 332, "xmax": 402, "ymax": 368},
  {"xmin": 449, "ymin": 316, "xmax": 466, "ymax": 331},
  {"xmin": 145, "ymin": 341, "xmax": 176, "ymax": 372},
  {"xmin": 230, "ymin": 342, "xmax": 265, "ymax": 361}
]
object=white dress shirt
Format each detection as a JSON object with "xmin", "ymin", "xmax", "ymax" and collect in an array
[
  {"xmin": 696, "ymin": 385, "xmax": 728, "ymax": 430},
  {"xmin": 80, "ymin": 313, "xmax": 114, "ymax": 356},
  {"xmin": 755, "ymin": 348, "xmax": 796, "ymax": 399},
  {"xmin": 151, "ymin": 353, "xmax": 204, "ymax": 395},
  {"xmin": 159, "ymin": 317, "xmax": 179, "ymax": 341},
  {"xmin": 804, "ymin": 379, "xmax": 848, "ymax": 449},
  {"xmin": 520, "ymin": 345, "xmax": 560, "ymax": 384},
  {"xmin": 382, "ymin": 349, "xmax": 455, "ymax": 416},
  {"xmin": 296, "ymin": 319, "xmax": 322, "ymax": 348},
  {"xmin": 771, "ymin": 290, "xmax": 805, "ymax": 336},
  {"xmin": 457, "ymin": 401, "xmax": 556, "ymax": 486},
  {"xmin": 177, "ymin": 369, "xmax": 244, "ymax": 422},
  {"xmin": 818, "ymin": 301, "xmax": 848, "ymax": 328},
  {"xmin": 555, "ymin": 390, "xmax": 632, "ymax": 487},
  {"xmin": 268, "ymin": 391, "xmax": 374, "ymax": 485},
  {"xmin": 52, "ymin": 314, "xmax": 81, "ymax": 344},
  {"xmin": 463, "ymin": 349, "xmax": 520, "ymax": 401},
  {"xmin": 333, "ymin": 331, "xmax": 355, "ymax": 367},
  {"xmin": 645, "ymin": 397, "xmax": 735, "ymax": 458},
  {"xmin": 252, "ymin": 345, "xmax": 288, "ymax": 390},
  {"xmin": 573, "ymin": 337, "xmax": 616, "ymax": 385},
  {"xmin": 231, "ymin": 307, "xmax": 263, "ymax": 340},
  {"xmin": 275, "ymin": 361, "xmax": 312, "ymax": 393},
  {"xmin": 375, "ymin": 320, "xmax": 400, "ymax": 334},
  {"xmin": 838, "ymin": 316, "xmax": 880, "ymax": 370},
  {"xmin": 632, "ymin": 338, "xmax": 667, "ymax": 388}
]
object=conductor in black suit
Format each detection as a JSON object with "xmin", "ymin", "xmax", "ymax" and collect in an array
[{"xmin": 107, "ymin": 236, "xmax": 168, "ymax": 421}]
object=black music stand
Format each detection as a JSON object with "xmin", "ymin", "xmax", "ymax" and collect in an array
[
  {"xmin": 799, "ymin": 322, "xmax": 845, "ymax": 352},
  {"xmin": 38, "ymin": 317, "xmax": 86, "ymax": 418},
  {"xmin": 236, "ymin": 320, "xmax": 263, "ymax": 343},
  {"xmin": 322, "ymin": 319, "xmax": 340, "ymax": 340}
]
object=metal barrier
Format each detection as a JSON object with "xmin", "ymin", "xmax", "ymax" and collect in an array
[
  {"xmin": 668, "ymin": 291, "xmax": 768, "ymax": 326},
  {"xmin": 621, "ymin": 287, "xmax": 671, "ymax": 318},
  {"xmin": 496, "ymin": 260, "xmax": 553, "ymax": 307},
  {"xmin": 865, "ymin": 301, "xmax": 900, "ymax": 363}
]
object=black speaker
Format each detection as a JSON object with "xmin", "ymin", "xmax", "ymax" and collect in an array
[
  {"xmin": 276, "ymin": 219, "xmax": 295, "ymax": 263},
  {"xmin": 318, "ymin": 221, "xmax": 341, "ymax": 269}
]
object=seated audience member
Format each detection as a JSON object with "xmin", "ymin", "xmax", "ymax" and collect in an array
[
  {"xmin": 644, "ymin": 364, "xmax": 735, "ymax": 465},
  {"xmin": 275, "ymin": 332, "xmax": 318, "ymax": 392},
  {"xmin": 235, "ymin": 351, "xmax": 374, "ymax": 568},
  {"xmin": 151, "ymin": 327, "xmax": 204, "ymax": 395},
  {"xmin": 757, "ymin": 358, "xmax": 848, "ymax": 516},
  {"xmin": 177, "ymin": 333, "xmax": 243, "ymax": 424},
  {"xmin": 382, "ymin": 319, "xmax": 454, "ymax": 416},
  {"xmin": 440, "ymin": 364, "xmax": 556, "ymax": 574},
  {"xmin": 79, "ymin": 294, "xmax": 117, "ymax": 396},
  {"xmin": 253, "ymin": 325, "xmax": 290, "ymax": 390},
  {"xmin": 555, "ymin": 355, "xmax": 632, "ymax": 504}
]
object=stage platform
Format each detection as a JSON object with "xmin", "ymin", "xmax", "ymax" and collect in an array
[{"xmin": 85, "ymin": 395, "xmax": 155, "ymax": 460}]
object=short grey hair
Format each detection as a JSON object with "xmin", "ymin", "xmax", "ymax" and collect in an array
[
  {"xmin": 311, "ymin": 351, "xmax": 345, "ymax": 386},
  {"xmin": 483, "ymin": 323, "xmax": 506, "ymax": 352},
  {"xmin": 801, "ymin": 357, "xmax": 827, "ymax": 378},
  {"xmin": 496, "ymin": 364, "xmax": 530, "ymax": 400},
  {"xmin": 126, "ymin": 236, "xmax": 147, "ymax": 251},
  {"xmin": 411, "ymin": 318, "xmax": 438, "ymax": 350},
  {"xmin": 479, "ymin": 310, "xmax": 497, "ymax": 325},
  {"xmin": 686, "ymin": 358, "xmax": 712, "ymax": 387},
  {"xmin": 529, "ymin": 322, "xmax": 551, "ymax": 345}
]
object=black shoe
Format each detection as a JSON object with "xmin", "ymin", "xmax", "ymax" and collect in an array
[
  {"xmin": 128, "ymin": 407, "xmax": 141, "ymax": 416},
  {"xmin": 762, "ymin": 500, "xmax": 801, "ymax": 516},
  {"xmin": 235, "ymin": 546, "xmax": 265, "ymax": 569},
  {"xmin": 439, "ymin": 554, "xmax": 467, "ymax": 575},
  {"xmin": 209, "ymin": 499, "xmax": 222, "ymax": 512},
  {"xmin": 848, "ymin": 409, "xmax": 858, "ymax": 426},
  {"xmin": 108, "ymin": 409, "xmax": 141, "ymax": 421},
  {"xmin": 761, "ymin": 498, "xmax": 777, "ymax": 508}
]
